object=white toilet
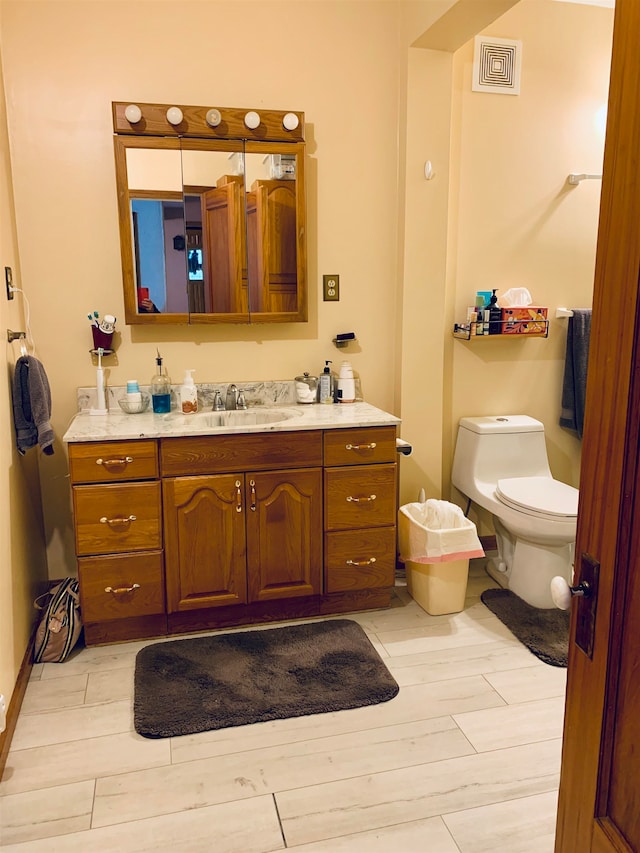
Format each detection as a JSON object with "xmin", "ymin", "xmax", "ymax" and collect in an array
[{"xmin": 451, "ymin": 415, "xmax": 579, "ymax": 608}]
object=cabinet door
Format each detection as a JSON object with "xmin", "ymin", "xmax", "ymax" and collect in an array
[
  {"xmin": 246, "ymin": 468, "xmax": 322, "ymax": 602},
  {"xmin": 164, "ymin": 474, "xmax": 247, "ymax": 612}
]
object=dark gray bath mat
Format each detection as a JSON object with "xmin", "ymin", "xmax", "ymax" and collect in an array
[
  {"xmin": 481, "ymin": 588, "xmax": 569, "ymax": 667},
  {"xmin": 134, "ymin": 619, "xmax": 399, "ymax": 738}
]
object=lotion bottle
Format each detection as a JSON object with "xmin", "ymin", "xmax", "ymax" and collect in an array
[
  {"xmin": 337, "ymin": 361, "xmax": 356, "ymax": 403},
  {"xmin": 180, "ymin": 369, "xmax": 198, "ymax": 414},
  {"xmin": 319, "ymin": 360, "xmax": 333, "ymax": 404}
]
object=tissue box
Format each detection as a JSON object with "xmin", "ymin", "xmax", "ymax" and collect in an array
[{"xmin": 501, "ymin": 307, "xmax": 548, "ymax": 335}]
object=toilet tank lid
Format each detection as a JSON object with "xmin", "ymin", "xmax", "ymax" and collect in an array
[{"xmin": 459, "ymin": 415, "xmax": 544, "ymax": 434}]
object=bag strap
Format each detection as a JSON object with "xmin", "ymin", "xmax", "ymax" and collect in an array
[{"xmin": 34, "ymin": 579, "xmax": 78, "ymax": 611}]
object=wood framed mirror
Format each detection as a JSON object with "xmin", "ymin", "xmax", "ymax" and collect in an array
[{"xmin": 112, "ymin": 102, "xmax": 307, "ymax": 325}]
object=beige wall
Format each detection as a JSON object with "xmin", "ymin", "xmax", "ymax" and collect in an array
[
  {"xmin": 447, "ymin": 0, "xmax": 612, "ymax": 528},
  {"xmin": 1, "ymin": 0, "xmax": 402, "ymax": 579},
  {"xmin": 0, "ymin": 16, "xmax": 48, "ymax": 706},
  {"xmin": 397, "ymin": 0, "xmax": 612, "ymax": 517}
]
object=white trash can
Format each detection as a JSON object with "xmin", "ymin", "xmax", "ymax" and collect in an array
[
  {"xmin": 405, "ymin": 558, "xmax": 470, "ymax": 616},
  {"xmin": 398, "ymin": 499, "xmax": 484, "ymax": 616}
]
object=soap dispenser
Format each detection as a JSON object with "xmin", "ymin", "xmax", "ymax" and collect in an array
[
  {"xmin": 319, "ymin": 360, "xmax": 333, "ymax": 404},
  {"xmin": 150, "ymin": 350, "xmax": 171, "ymax": 413},
  {"xmin": 180, "ymin": 369, "xmax": 198, "ymax": 414},
  {"xmin": 488, "ymin": 288, "xmax": 502, "ymax": 335}
]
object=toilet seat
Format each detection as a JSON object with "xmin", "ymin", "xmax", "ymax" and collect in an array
[{"xmin": 496, "ymin": 476, "xmax": 578, "ymax": 520}]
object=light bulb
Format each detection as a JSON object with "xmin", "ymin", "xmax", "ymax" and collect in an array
[
  {"xmin": 124, "ymin": 104, "xmax": 142, "ymax": 124},
  {"xmin": 206, "ymin": 108, "xmax": 222, "ymax": 127},
  {"xmin": 166, "ymin": 107, "xmax": 184, "ymax": 126},
  {"xmin": 244, "ymin": 111, "xmax": 260, "ymax": 130},
  {"xmin": 283, "ymin": 112, "xmax": 299, "ymax": 131}
]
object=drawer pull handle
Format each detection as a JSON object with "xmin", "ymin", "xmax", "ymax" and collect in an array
[
  {"xmin": 250, "ymin": 479, "xmax": 257, "ymax": 512},
  {"xmin": 99, "ymin": 515, "xmax": 137, "ymax": 526},
  {"xmin": 104, "ymin": 583, "xmax": 141, "ymax": 595},
  {"xmin": 346, "ymin": 557, "xmax": 377, "ymax": 567},
  {"xmin": 96, "ymin": 456, "xmax": 134, "ymax": 467},
  {"xmin": 346, "ymin": 494, "xmax": 377, "ymax": 503},
  {"xmin": 235, "ymin": 480, "xmax": 243, "ymax": 513},
  {"xmin": 345, "ymin": 443, "xmax": 377, "ymax": 451}
]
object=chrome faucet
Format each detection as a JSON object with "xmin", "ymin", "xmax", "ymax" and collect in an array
[
  {"xmin": 212, "ymin": 390, "xmax": 224, "ymax": 411},
  {"xmin": 225, "ymin": 384, "xmax": 238, "ymax": 410},
  {"xmin": 236, "ymin": 389, "xmax": 247, "ymax": 410}
]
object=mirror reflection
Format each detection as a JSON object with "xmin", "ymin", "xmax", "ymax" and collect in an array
[{"xmin": 115, "ymin": 134, "xmax": 306, "ymax": 324}]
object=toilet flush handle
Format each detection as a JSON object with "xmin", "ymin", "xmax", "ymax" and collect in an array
[{"xmin": 550, "ymin": 576, "xmax": 591, "ymax": 610}]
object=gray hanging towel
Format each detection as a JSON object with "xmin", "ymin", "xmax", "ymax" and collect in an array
[
  {"xmin": 559, "ymin": 309, "xmax": 592, "ymax": 439},
  {"xmin": 12, "ymin": 355, "xmax": 55, "ymax": 455}
]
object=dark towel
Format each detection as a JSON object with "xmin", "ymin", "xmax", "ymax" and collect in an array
[
  {"xmin": 559, "ymin": 309, "xmax": 592, "ymax": 439},
  {"xmin": 12, "ymin": 356, "xmax": 55, "ymax": 455}
]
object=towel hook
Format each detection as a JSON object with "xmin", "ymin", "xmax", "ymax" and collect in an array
[{"xmin": 7, "ymin": 329, "xmax": 28, "ymax": 356}]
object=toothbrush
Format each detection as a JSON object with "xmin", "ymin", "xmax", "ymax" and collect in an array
[
  {"xmin": 91, "ymin": 347, "xmax": 108, "ymax": 415},
  {"xmin": 88, "ymin": 313, "xmax": 98, "ymax": 327}
]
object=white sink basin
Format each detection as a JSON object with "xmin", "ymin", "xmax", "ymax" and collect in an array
[{"xmin": 163, "ymin": 408, "xmax": 302, "ymax": 430}]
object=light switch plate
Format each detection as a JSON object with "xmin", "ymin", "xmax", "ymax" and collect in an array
[{"xmin": 323, "ymin": 274, "xmax": 339, "ymax": 301}]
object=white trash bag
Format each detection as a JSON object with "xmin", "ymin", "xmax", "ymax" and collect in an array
[{"xmin": 398, "ymin": 499, "xmax": 484, "ymax": 564}]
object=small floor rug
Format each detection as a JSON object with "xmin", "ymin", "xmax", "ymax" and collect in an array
[
  {"xmin": 134, "ymin": 619, "xmax": 399, "ymax": 738},
  {"xmin": 481, "ymin": 588, "xmax": 569, "ymax": 667}
]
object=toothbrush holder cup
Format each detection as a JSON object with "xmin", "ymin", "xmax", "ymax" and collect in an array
[{"xmin": 91, "ymin": 327, "xmax": 114, "ymax": 351}]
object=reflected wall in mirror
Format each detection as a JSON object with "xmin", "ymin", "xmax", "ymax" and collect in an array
[{"xmin": 113, "ymin": 102, "xmax": 307, "ymax": 325}]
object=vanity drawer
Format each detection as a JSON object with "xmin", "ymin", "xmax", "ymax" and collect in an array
[
  {"xmin": 324, "ymin": 527, "xmax": 396, "ymax": 592},
  {"xmin": 160, "ymin": 430, "xmax": 323, "ymax": 476},
  {"xmin": 324, "ymin": 464, "xmax": 397, "ymax": 531},
  {"xmin": 73, "ymin": 482, "xmax": 162, "ymax": 556},
  {"xmin": 69, "ymin": 440, "xmax": 158, "ymax": 484},
  {"xmin": 78, "ymin": 551, "xmax": 165, "ymax": 622},
  {"xmin": 323, "ymin": 426, "xmax": 396, "ymax": 467}
]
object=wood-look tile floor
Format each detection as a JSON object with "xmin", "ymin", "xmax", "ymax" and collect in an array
[{"xmin": 0, "ymin": 562, "xmax": 565, "ymax": 851}]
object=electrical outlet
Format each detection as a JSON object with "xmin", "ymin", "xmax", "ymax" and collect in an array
[
  {"xmin": 323, "ymin": 274, "xmax": 339, "ymax": 301},
  {"xmin": 5, "ymin": 267, "xmax": 14, "ymax": 301}
]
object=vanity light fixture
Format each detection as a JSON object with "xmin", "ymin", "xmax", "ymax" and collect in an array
[
  {"xmin": 124, "ymin": 104, "xmax": 142, "ymax": 124},
  {"xmin": 166, "ymin": 106, "xmax": 184, "ymax": 126},
  {"xmin": 244, "ymin": 111, "xmax": 261, "ymax": 130},
  {"xmin": 205, "ymin": 108, "xmax": 222, "ymax": 127},
  {"xmin": 283, "ymin": 112, "xmax": 299, "ymax": 131}
]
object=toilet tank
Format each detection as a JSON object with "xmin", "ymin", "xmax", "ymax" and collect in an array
[{"xmin": 451, "ymin": 415, "xmax": 552, "ymax": 498}]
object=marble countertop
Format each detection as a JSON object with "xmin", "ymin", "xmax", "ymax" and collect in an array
[{"xmin": 62, "ymin": 402, "xmax": 401, "ymax": 443}]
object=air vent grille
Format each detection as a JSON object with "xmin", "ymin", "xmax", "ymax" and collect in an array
[{"xmin": 472, "ymin": 36, "xmax": 522, "ymax": 95}]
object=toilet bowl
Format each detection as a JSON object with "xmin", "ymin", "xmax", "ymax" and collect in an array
[{"xmin": 451, "ymin": 415, "xmax": 578, "ymax": 608}]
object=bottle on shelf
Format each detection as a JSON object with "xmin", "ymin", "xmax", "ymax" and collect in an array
[
  {"xmin": 488, "ymin": 289, "xmax": 502, "ymax": 335},
  {"xmin": 150, "ymin": 350, "xmax": 171, "ymax": 413}
]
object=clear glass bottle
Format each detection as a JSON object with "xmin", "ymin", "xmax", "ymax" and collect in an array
[{"xmin": 150, "ymin": 352, "xmax": 171, "ymax": 413}]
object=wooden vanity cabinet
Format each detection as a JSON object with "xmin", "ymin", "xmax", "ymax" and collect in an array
[
  {"xmin": 69, "ymin": 424, "xmax": 397, "ymax": 644},
  {"xmin": 68, "ymin": 440, "xmax": 167, "ymax": 645},
  {"xmin": 160, "ymin": 431, "xmax": 323, "ymax": 630}
]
